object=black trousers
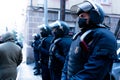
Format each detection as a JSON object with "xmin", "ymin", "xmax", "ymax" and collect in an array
[
  {"xmin": 41, "ymin": 63, "xmax": 51, "ymax": 80},
  {"xmin": 49, "ymin": 67, "xmax": 61, "ymax": 80}
]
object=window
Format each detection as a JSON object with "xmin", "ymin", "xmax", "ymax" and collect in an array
[
  {"xmin": 100, "ymin": 0, "xmax": 111, "ymax": 5},
  {"xmin": 93, "ymin": 0, "xmax": 111, "ymax": 5}
]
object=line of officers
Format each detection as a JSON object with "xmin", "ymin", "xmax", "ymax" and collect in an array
[
  {"xmin": 31, "ymin": 20, "xmax": 72, "ymax": 80},
  {"xmin": 31, "ymin": 0, "xmax": 118, "ymax": 80}
]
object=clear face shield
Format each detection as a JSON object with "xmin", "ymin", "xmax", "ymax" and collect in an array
[
  {"xmin": 49, "ymin": 21, "xmax": 60, "ymax": 30},
  {"xmin": 38, "ymin": 24, "xmax": 47, "ymax": 29},
  {"xmin": 32, "ymin": 33, "xmax": 37, "ymax": 37},
  {"xmin": 70, "ymin": 1, "xmax": 95, "ymax": 18}
]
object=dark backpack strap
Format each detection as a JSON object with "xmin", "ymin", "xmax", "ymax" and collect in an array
[
  {"xmin": 48, "ymin": 38, "xmax": 62, "ymax": 68},
  {"xmin": 49, "ymin": 38, "xmax": 62, "ymax": 54},
  {"xmin": 79, "ymin": 30, "xmax": 94, "ymax": 53}
]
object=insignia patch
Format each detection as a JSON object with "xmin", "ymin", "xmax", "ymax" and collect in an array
[{"xmin": 74, "ymin": 46, "xmax": 80, "ymax": 54}]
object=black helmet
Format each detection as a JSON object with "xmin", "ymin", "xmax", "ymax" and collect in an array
[
  {"xmin": 32, "ymin": 33, "xmax": 40, "ymax": 40},
  {"xmin": 70, "ymin": 0, "xmax": 105, "ymax": 25},
  {"xmin": 49, "ymin": 20, "xmax": 69, "ymax": 37},
  {"xmin": 38, "ymin": 24, "xmax": 51, "ymax": 37}
]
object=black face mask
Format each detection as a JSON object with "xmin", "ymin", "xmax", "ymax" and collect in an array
[
  {"xmin": 40, "ymin": 31, "xmax": 48, "ymax": 37},
  {"xmin": 52, "ymin": 29, "xmax": 63, "ymax": 38},
  {"xmin": 78, "ymin": 18, "xmax": 88, "ymax": 28}
]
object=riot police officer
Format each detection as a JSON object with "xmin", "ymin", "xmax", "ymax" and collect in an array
[
  {"xmin": 49, "ymin": 21, "xmax": 72, "ymax": 80},
  {"xmin": 38, "ymin": 24, "xmax": 53, "ymax": 80},
  {"xmin": 61, "ymin": 0, "xmax": 117, "ymax": 80},
  {"xmin": 31, "ymin": 33, "xmax": 41, "ymax": 75}
]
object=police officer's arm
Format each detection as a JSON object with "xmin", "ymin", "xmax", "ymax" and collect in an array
[
  {"xmin": 31, "ymin": 41, "xmax": 35, "ymax": 47},
  {"xmin": 70, "ymin": 32, "xmax": 117, "ymax": 80},
  {"xmin": 54, "ymin": 47, "xmax": 65, "ymax": 64},
  {"xmin": 39, "ymin": 46, "xmax": 49, "ymax": 56},
  {"xmin": 61, "ymin": 55, "xmax": 69, "ymax": 80},
  {"xmin": 33, "ymin": 41, "xmax": 41, "ymax": 51},
  {"xmin": 54, "ymin": 40, "xmax": 71, "ymax": 64}
]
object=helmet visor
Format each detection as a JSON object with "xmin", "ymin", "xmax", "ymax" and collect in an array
[
  {"xmin": 38, "ymin": 24, "xmax": 47, "ymax": 30},
  {"xmin": 70, "ymin": 1, "xmax": 92, "ymax": 18}
]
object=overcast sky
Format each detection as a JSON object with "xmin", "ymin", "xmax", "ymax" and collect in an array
[{"xmin": 0, "ymin": 0, "xmax": 27, "ymax": 33}]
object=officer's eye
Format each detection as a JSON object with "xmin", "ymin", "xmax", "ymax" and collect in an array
[
  {"xmin": 79, "ymin": 14, "xmax": 85, "ymax": 18},
  {"xmin": 81, "ymin": 14, "xmax": 84, "ymax": 17},
  {"xmin": 79, "ymin": 13, "xmax": 89, "ymax": 18}
]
